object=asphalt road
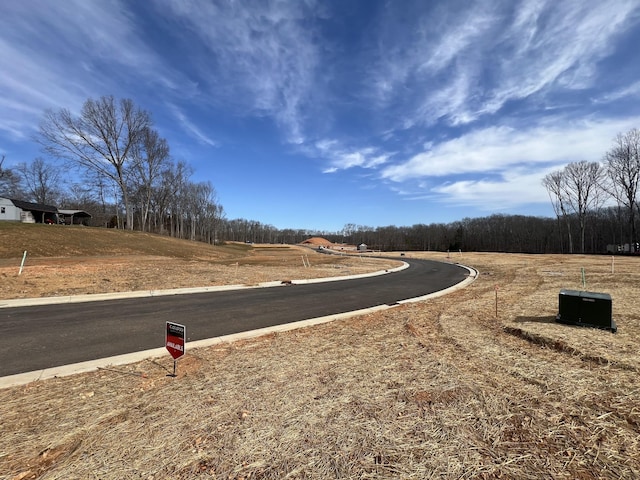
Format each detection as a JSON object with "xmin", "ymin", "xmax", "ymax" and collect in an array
[{"xmin": 0, "ymin": 258, "xmax": 469, "ymax": 376}]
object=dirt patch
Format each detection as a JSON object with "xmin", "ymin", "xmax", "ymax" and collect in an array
[{"xmin": 0, "ymin": 248, "xmax": 401, "ymax": 300}]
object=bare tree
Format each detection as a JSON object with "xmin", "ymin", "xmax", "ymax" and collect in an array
[
  {"xmin": 130, "ymin": 127, "xmax": 170, "ymax": 232},
  {"xmin": 0, "ymin": 155, "xmax": 24, "ymax": 198},
  {"xmin": 604, "ymin": 128, "xmax": 640, "ymax": 248},
  {"xmin": 150, "ymin": 161, "xmax": 193, "ymax": 236},
  {"xmin": 88, "ymin": 171, "xmax": 117, "ymax": 227},
  {"xmin": 16, "ymin": 157, "xmax": 61, "ymax": 205},
  {"xmin": 342, "ymin": 223, "xmax": 356, "ymax": 243},
  {"xmin": 563, "ymin": 161, "xmax": 606, "ymax": 254},
  {"xmin": 38, "ymin": 95, "xmax": 152, "ymax": 229},
  {"xmin": 543, "ymin": 161, "xmax": 606, "ymax": 254},
  {"xmin": 543, "ymin": 170, "xmax": 573, "ymax": 253}
]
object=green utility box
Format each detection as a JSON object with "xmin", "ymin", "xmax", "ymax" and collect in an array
[{"xmin": 556, "ymin": 289, "xmax": 616, "ymax": 333}]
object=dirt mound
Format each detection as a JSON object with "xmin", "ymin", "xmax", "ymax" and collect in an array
[{"xmin": 300, "ymin": 236, "xmax": 334, "ymax": 246}]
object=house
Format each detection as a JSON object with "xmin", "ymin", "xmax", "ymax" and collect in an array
[
  {"xmin": 0, "ymin": 197, "xmax": 22, "ymax": 221},
  {"xmin": 0, "ymin": 197, "xmax": 91, "ymax": 225},
  {"xmin": 0, "ymin": 197, "xmax": 58, "ymax": 223}
]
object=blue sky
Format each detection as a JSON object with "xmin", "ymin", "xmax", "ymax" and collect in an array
[{"xmin": 1, "ymin": 0, "xmax": 640, "ymax": 232}]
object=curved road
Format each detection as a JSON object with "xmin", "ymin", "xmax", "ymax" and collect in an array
[{"xmin": 0, "ymin": 258, "xmax": 471, "ymax": 377}]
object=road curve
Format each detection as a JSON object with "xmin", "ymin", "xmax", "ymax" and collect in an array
[{"xmin": 0, "ymin": 258, "xmax": 472, "ymax": 377}]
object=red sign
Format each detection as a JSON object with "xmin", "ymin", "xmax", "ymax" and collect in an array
[{"xmin": 166, "ymin": 322, "xmax": 186, "ymax": 360}]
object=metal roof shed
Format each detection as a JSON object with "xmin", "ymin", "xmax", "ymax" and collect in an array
[{"xmin": 58, "ymin": 209, "xmax": 92, "ymax": 225}]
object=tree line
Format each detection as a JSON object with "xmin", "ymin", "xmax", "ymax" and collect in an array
[
  {"xmin": 218, "ymin": 209, "xmax": 629, "ymax": 254},
  {"xmin": 542, "ymin": 128, "xmax": 640, "ymax": 254},
  {"xmin": 1, "ymin": 96, "xmax": 225, "ymax": 242},
  {"xmin": 1, "ymin": 94, "xmax": 638, "ymax": 254}
]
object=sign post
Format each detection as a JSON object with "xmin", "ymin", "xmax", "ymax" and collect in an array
[{"xmin": 165, "ymin": 322, "xmax": 186, "ymax": 377}]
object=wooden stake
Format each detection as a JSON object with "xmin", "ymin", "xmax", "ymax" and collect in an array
[{"xmin": 18, "ymin": 250, "xmax": 27, "ymax": 275}]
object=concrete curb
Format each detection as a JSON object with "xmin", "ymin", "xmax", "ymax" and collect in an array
[
  {"xmin": 0, "ymin": 305, "xmax": 393, "ymax": 389},
  {"xmin": 0, "ymin": 262, "xmax": 409, "ymax": 309},
  {"xmin": 399, "ymin": 263, "xmax": 478, "ymax": 304},
  {"xmin": 0, "ymin": 260, "xmax": 476, "ymax": 389}
]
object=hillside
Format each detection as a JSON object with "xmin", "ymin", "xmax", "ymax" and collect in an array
[
  {"xmin": 0, "ymin": 223, "xmax": 402, "ymax": 300},
  {"xmin": 0, "ymin": 222, "xmax": 250, "ymax": 261}
]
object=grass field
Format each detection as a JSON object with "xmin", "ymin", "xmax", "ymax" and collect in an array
[
  {"xmin": 0, "ymin": 223, "xmax": 400, "ymax": 299},
  {"xmin": 1, "ymin": 225, "xmax": 639, "ymax": 479}
]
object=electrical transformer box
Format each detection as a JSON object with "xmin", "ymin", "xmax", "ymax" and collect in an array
[{"xmin": 556, "ymin": 289, "xmax": 616, "ymax": 333}]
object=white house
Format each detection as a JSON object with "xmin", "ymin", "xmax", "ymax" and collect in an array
[
  {"xmin": 0, "ymin": 197, "xmax": 63, "ymax": 224},
  {"xmin": 0, "ymin": 196, "xmax": 24, "ymax": 221}
]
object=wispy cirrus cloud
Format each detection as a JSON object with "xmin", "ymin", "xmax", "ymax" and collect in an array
[
  {"xmin": 481, "ymin": 0, "xmax": 639, "ymax": 112},
  {"xmin": 168, "ymin": 104, "xmax": 218, "ymax": 148},
  {"xmin": 0, "ymin": 0, "xmax": 190, "ymax": 140},
  {"xmin": 593, "ymin": 81, "xmax": 640, "ymax": 104},
  {"xmin": 368, "ymin": 0, "xmax": 640, "ymax": 129},
  {"xmin": 156, "ymin": 0, "xmax": 323, "ymax": 145},
  {"xmin": 314, "ymin": 139, "xmax": 390, "ymax": 174}
]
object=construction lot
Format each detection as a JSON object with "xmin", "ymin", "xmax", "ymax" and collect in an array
[{"xmin": 1, "ymin": 229, "xmax": 639, "ymax": 479}]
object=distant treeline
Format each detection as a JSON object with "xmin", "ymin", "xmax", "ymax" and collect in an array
[{"xmin": 217, "ymin": 209, "xmax": 634, "ymax": 254}]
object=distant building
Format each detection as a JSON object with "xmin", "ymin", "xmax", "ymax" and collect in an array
[
  {"xmin": 58, "ymin": 209, "xmax": 92, "ymax": 225},
  {"xmin": 0, "ymin": 197, "xmax": 91, "ymax": 225}
]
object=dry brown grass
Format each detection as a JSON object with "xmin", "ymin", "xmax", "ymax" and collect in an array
[
  {"xmin": 0, "ymin": 224, "xmax": 400, "ymax": 299},
  {"xmin": 2, "ymin": 246, "xmax": 640, "ymax": 479}
]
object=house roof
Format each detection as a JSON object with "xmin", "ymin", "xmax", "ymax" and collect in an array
[
  {"xmin": 9, "ymin": 198, "xmax": 58, "ymax": 213},
  {"xmin": 58, "ymin": 209, "xmax": 92, "ymax": 218},
  {"xmin": 1, "ymin": 197, "xmax": 92, "ymax": 218}
]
